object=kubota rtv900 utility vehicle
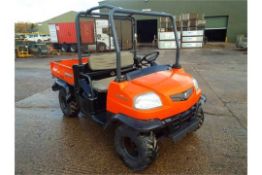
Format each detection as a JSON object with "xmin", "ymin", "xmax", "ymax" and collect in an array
[{"xmin": 50, "ymin": 5, "xmax": 206, "ymax": 171}]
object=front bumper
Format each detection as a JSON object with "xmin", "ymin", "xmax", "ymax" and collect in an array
[
  {"xmin": 167, "ymin": 114, "xmax": 200, "ymax": 143},
  {"xmin": 110, "ymin": 95, "xmax": 206, "ymax": 133}
]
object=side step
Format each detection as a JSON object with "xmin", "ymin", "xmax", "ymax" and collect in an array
[
  {"xmin": 90, "ymin": 113, "xmax": 107, "ymax": 125},
  {"xmin": 79, "ymin": 112, "xmax": 107, "ymax": 126}
]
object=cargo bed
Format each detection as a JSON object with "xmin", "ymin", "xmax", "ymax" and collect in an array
[{"xmin": 50, "ymin": 58, "xmax": 88, "ymax": 85}]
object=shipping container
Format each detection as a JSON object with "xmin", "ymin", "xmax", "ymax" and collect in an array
[
  {"xmin": 48, "ymin": 19, "xmax": 132, "ymax": 52},
  {"xmin": 49, "ymin": 21, "xmax": 97, "ymax": 52},
  {"xmin": 56, "ymin": 22, "xmax": 77, "ymax": 43},
  {"xmin": 80, "ymin": 19, "xmax": 95, "ymax": 44},
  {"xmin": 50, "ymin": 21, "xmax": 94, "ymax": 44}
]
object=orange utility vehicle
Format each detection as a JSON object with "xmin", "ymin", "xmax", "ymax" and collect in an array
[{"xmin": 50, "ymin": 5, "xmax": 206, "ymax": 171}]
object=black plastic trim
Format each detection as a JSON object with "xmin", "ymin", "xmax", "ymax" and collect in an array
[
  {"xmin": 126, "ymin": 65, "xmax": 170, "ymax": 80},
  {"xmin": 169, "ymin": 117, "xmax": 199, "ymax": 143},
  {"xmin": 110, "ymin": 114, "xmax": 163, "ymax": 132}
]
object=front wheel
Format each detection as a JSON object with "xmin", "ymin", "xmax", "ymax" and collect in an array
[
  {"xmin": 114, "ymin": 125, "xmax": 159, "ymax": 171},
  {"xmin": 58, "ymin": 89, "xmax": 79, "ymax": 117},
  {"xmin": 194, "ymin": 106, "xmax": 204, "ymax": 130}
]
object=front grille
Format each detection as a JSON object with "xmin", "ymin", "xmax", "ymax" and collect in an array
[
  {"xmin": 164, "ymin": 106, "xmax": 197, "ymax": 133},
  {"xmin": 170, "ymin": 88, "xmax": 193, "ymax": 101},
  {"xmin": 162, "ymin": 105, "xmax": 196, "ymax": 126}
]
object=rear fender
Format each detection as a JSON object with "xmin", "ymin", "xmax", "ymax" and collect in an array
[
  {"xmin": 52, "ymin": 79, "xmax": 72, "ymax": 101},
  {"xmin": 52, "ymin": 79, "xmax": 69, "ymax": 91}
]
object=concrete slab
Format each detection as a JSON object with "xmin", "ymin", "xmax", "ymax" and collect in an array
[
  {"xmin": 15, "ymin": 90, "xmax": 247, "ymax": 174},
  {"xmin": 15, "ymin": 46, "xmax": 247, "ymax": 174},
  {"xmin": 16, "ymin": 88, "xmax": 59, "ymax": 109}
]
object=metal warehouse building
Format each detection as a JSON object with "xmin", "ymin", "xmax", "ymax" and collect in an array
[{"xmin": 99, "ymin": 0, "xmax": 247, "ymax": 43}]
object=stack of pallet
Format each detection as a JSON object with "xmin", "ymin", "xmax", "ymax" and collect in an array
[
  {"xmin": 158, "ymin": 17, "xmax": 181, "ymax": 49},
  {"xmin": 158, "ymin": 14, "xmax": 206, "ymax": 49},
  {"xmin": 177, "ymin": 13, "xmax": 206, "ymax": 48},
  {"xmin": 177, "ymin": 13, "xmax": 205, "ymax": 30},
  {"xmin": 158, "ymin": 31, "xmax": 181, "ymax": 49}
]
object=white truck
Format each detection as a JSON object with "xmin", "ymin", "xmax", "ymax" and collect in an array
[
  {"xmin": 95, "ymin": 20, "xmax": 115, "ymax": 51},
  {"xmin": 24, "ymin": 33, "xmax": 50, "ymax": 42},
  {"xmin": 48, "ymin": 19, "xmax": 114, "ymax": 52}
]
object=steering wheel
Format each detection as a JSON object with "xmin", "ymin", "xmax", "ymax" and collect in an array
[{"xmin": 140, "ymin": 51, "xmax": 159, "ymax": 66}]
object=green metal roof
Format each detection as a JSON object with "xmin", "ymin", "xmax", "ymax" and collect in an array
[{"xmin": 37, "ymin": 11, "xmax": 77, "ymax": 33}]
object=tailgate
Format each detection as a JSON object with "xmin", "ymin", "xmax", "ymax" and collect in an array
[{"xmin": 50, "ymin": 61, "xmax": 74, "ymax": 85}]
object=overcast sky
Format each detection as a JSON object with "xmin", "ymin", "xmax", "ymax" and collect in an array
[{"xmin": 15, "ymin": 0, "xmax": 101, "ymax": 23}]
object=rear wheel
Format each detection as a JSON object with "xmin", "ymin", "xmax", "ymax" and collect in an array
[
  {"xmin": 114, "ymin": 125, "xmax": 158, "ymax": 171},
  {"xmin": 58, "ymin": 89, "xmax": 79, "ymax": 117},
  {"xmin": 69, "ymin": 44, "xmax": 77, "ymax": 52},
  {"xmin": 61, "ymin": 44, "xmax": 68, "ymax": 52},
  {"xmin": 81, "ymin": 45, "xmax": 89, "ymax": 53}
]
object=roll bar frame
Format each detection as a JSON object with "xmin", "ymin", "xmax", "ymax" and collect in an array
[{"xmin": 75, "ymin": 5, "xmax": 181, "ymax": 82}]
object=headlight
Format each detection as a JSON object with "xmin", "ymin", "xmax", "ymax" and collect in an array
[
  {"xmin": 193, "ymin": 78, "xmax": 199, "ymax": 91},
  {"xmin": 134, "ymin": 92, "xmax": 162, "ymax": 110}
]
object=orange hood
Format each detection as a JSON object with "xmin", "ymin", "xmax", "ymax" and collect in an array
[
  {"xmin": 130, "ymin": 69, "xmax": 194, "ymax": 96},
  {"xmin": 107, "ymin": 68, "xmax": 201, "ymax": 120}
]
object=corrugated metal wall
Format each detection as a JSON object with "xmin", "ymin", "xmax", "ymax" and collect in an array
[
  {"xmin": 115, "ymin": 20, "xmax": 133, "ymax": 49},
  {"xmin": 99, "ymin": 0, "xmax": 247, "ymax": 42}
]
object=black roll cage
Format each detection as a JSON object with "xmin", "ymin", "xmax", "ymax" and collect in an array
[{"xmin": 75, "ymin": 4, "xmax": 181, "ymax": 82}]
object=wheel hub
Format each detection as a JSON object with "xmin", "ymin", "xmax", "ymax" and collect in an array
[{"xmin": 122, "ymin": 137, "xmax": 139, "ymax": 158}]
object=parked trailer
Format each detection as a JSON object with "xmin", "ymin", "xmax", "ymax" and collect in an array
[
  {"xmin": 48, "ymin": 20, "xmax": 111, "ymax": 53},
  {"xmin": 49, "ymin": 19, "xmax": 132, "ymax": 53},
  {"xmin": 49, "ymin": 21, "xmax": 96, "ymax": 52}
]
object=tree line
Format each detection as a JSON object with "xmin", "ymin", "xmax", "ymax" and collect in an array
[{"xmin": 15, "ymin": 23, "xmax": 38, "ymax": 33}]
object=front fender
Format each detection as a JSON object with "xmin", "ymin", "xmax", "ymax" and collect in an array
[
  {"xmin": 105, "ymin": 113, "xmax": 163, "ymax": 132},
  {"xmin": 105, "ymin": 95, "xmax": 207, "ymax": 132}
]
